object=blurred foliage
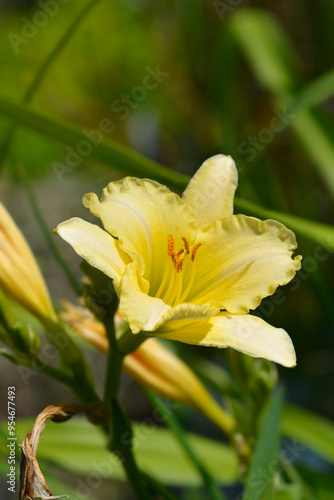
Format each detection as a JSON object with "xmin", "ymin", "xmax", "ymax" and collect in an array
[{"xmin": 0, "ymin": 0, "xmax": 334, "ymax": 499}]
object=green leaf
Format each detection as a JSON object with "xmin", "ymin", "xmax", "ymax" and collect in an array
[
  {"xmin": 0, "ymin": 94, "xmax": 188, "ymax": 191},
  {"xmin": 288, "ymin": 69, "xmax": 334, "ymax": 113},
  {"xmin": 289, "ymin": 109, "xmax": 334, "ymax": 197},
  {"xmin": 146, "ymin": 390, "xmax": 227, "ymax": 500},
  {"xmin": 282, "ymin": 405, "xmax": 334, "ymax": 464},
  {"xmin": 230, "ymin": 9, "xmax": 334, "ymax": 199},
  {"xmin": 244, "ymin": 386, "xmax": 284, "ymax": 500},
  {"xmin": 0, "ymin": 418, "xmax": 238, "ymax": 487},
  {"xmin": 229, "ymin": 9, "xmax": 298, "ymax": 95},
  {"xmin": 2, "ymin": 94, "xmax": 334, "ymax": 253}
]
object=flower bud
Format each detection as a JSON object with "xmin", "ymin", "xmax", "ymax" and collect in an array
[
  {"xmin": 0, "ymin": 203, "xmax": 56, "ymax": 322},
  {"xmin": 61, "ymin": 302, "xmax": 235, "ymax": 434}
]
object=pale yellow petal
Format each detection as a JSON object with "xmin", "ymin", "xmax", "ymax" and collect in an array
[
  {"xmin": 0, "ymin": 203, "xmax": 55, "ymax": 321},
  {"xmin": 119, "ymin": 261, "xmax": 171, "ymax": 333},
  {"xmin": 56, "ymin": 218, "xmax": 129, "ymax": 292},
  {"xmin": 158, "ymin": 313, "xmax": 296, "ymax": 367},
  {"xmin": 187, "ymin": 215, "xmax": 302, "ymax": 313},
  {"xmin": 182, "ymin": 155, "xmax": 238, "ymax": 223},
  {"xmin": 82, "ymin": 178, "xmax": 196, "ymax": 295},
  {"xmin": 153, "ymin": 302, "xmax": 219, "ymax": 330}
]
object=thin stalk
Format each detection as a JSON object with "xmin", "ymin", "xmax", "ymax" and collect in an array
[
  {"xmin": 146, "ymin": 390, "xmax": 227, "ymax": 500},
  {"xmin": 103, "ymin": 313, "xmax": 124, "ymax": 402},
  {"xmin": 18, "ymin": 163, "xmax": 81, "ymax": 295},
  {"xmin": 102, "ymin": 313, "xmax": 151, "ymax": 499},
  {"xmin": 122, "ymin": 448, "xmax": 151, "ymax": 500},
  {"xmin": 24, "ymin": 0, "xmax": 103, "ymax": 103},
  {"xmin": 0, "ymin": 0, "xmax": 103, "ymax": 171},
  {"xmin": 35, "ymin": 361, "xmax": 72, "ymax": 386}
]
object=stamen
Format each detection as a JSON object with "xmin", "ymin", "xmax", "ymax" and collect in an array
[
  {"xmin": 191, "ymin": 243, "xmax": 202, "ymax": 262},
  {"xmin": 171, "ymin": 253, "xmax": 179, "ymax": 272},
  {"xmin": 168, "ymin": 235, "xmax": 175, "ymax": 256},
  {"xmin": 162, "ymin": 262, "xmax": 177, "ymax": 302},
  {"xmin": 178, "ymin": 258, "xmax": 184, "ymax": 272},
  {"xmin": 181, "ymin": 237, "xmax": 190, "ymax": 254},
  {"xmin": 155, "ymin": 260, "xmax": 171, "ymax": 298},
  {"xmin": 179, "ymin": 258, "xmax": 197, "ymax": 304},
  {"xmin": 163, "ymin": 266, "xmax": 182, "ymax": 305},
  {"xmin": 163, "ymin": 235, "xmax": 202, "ymax": 305}
]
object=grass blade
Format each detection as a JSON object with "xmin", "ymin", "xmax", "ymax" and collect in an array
[{"xmin": 0, "ymin": 94, "xmax": 188, "ymax": 190}]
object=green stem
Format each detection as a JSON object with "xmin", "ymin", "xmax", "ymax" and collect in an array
[
  {"xmin": 146, "ymin": 390, "xmax": 227, "ymax": 500},
  {"xmin": 104, "ymin": 313, "xmax": 124, "ymax": 402},
  {"xmin": 102, "ymin": 313, "xmax": 151, "ymax": 499},
  {"xmin": 36, "ymin": 360, "xmax": 72, "ymax": 386},
  {"xmin": 0, "ymin": 0, "xmax": 102, "ymax": 172},
  {"xmin": 117, "ymin": 327, "xmax": 148, "ymax": 355},
  {"xmin": 122, "ymin": 447, "xmax": 151, "ymax": 500}
]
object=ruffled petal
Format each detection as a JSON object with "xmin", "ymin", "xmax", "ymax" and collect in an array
[
  {"xmin": 83, "ymin": 178, "xmax": 196, "ymax": 296},
  {"xmin": 157, "ymin": 313, "xmax": 296, "ymax": 367},
  {"xmin": 119, "ymin": 261, "xmax": 171, "ymax": 333},
  {"xmin": 188, "ymin": 215, "xmax": 302, "ymax": 313},
  {"xmin": 182, "ymin": 155, "xmax": 238, "ymax": 224},
  {"xmin": 56, "ymin": 218, "xmax": 129, "ymax": 291}
]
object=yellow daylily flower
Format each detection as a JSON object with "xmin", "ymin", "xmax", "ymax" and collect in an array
[
  {"xmin": 0, "ymin": 203, "xmax": 56, "ymax": 322},
  {"xmin": 61, "ymin": 302, "xmax": 235, "ymax": 434},
  {"xmin": 56, "ymin": 155, "xmax": 301, "ymax": 367}
]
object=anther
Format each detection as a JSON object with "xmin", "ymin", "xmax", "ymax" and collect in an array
[
  {"xmin": 168, "ymin": 235, "xmax": 175, "ymax": 256},
  {"xmin": 191, "ymin": 243, "xmax": 202, "ymax": 262},
  {"xmin": 181, "ymin": 237, "xmax": 190, "ymax": 254}
]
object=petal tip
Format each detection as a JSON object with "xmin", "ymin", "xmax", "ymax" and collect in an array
[{"xmin": 82, "ymin": 192, "xmax": 100, "ymax": 215}]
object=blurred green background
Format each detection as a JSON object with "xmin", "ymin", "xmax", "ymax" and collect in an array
[{"xmin": 0, "ymin": 0, "xmax": 334, "ymax": 499}]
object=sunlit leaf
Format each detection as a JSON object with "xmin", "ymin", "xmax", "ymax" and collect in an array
[
  {"xmin": 0, "ymin": 418, "xmax": 238, "ymax": 486},
  {"xmin": 229, "ymin": 9, "xmax": 298, "ymax": 95},
  {"xmin": 282, "ymin": 405, "xmax": 334, "ymax": 464},
  {"xmin": 288, "ymin": 69, "xmax": 334, "ymax": 113},
  {"xmin": 0, "ymin": 94, "xmax": 188, "ymax": 191}
]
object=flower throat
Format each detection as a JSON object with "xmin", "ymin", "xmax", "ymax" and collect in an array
[{"xmin": 155, "ymin": 235, "xmax": 201, "ymax": 307}]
